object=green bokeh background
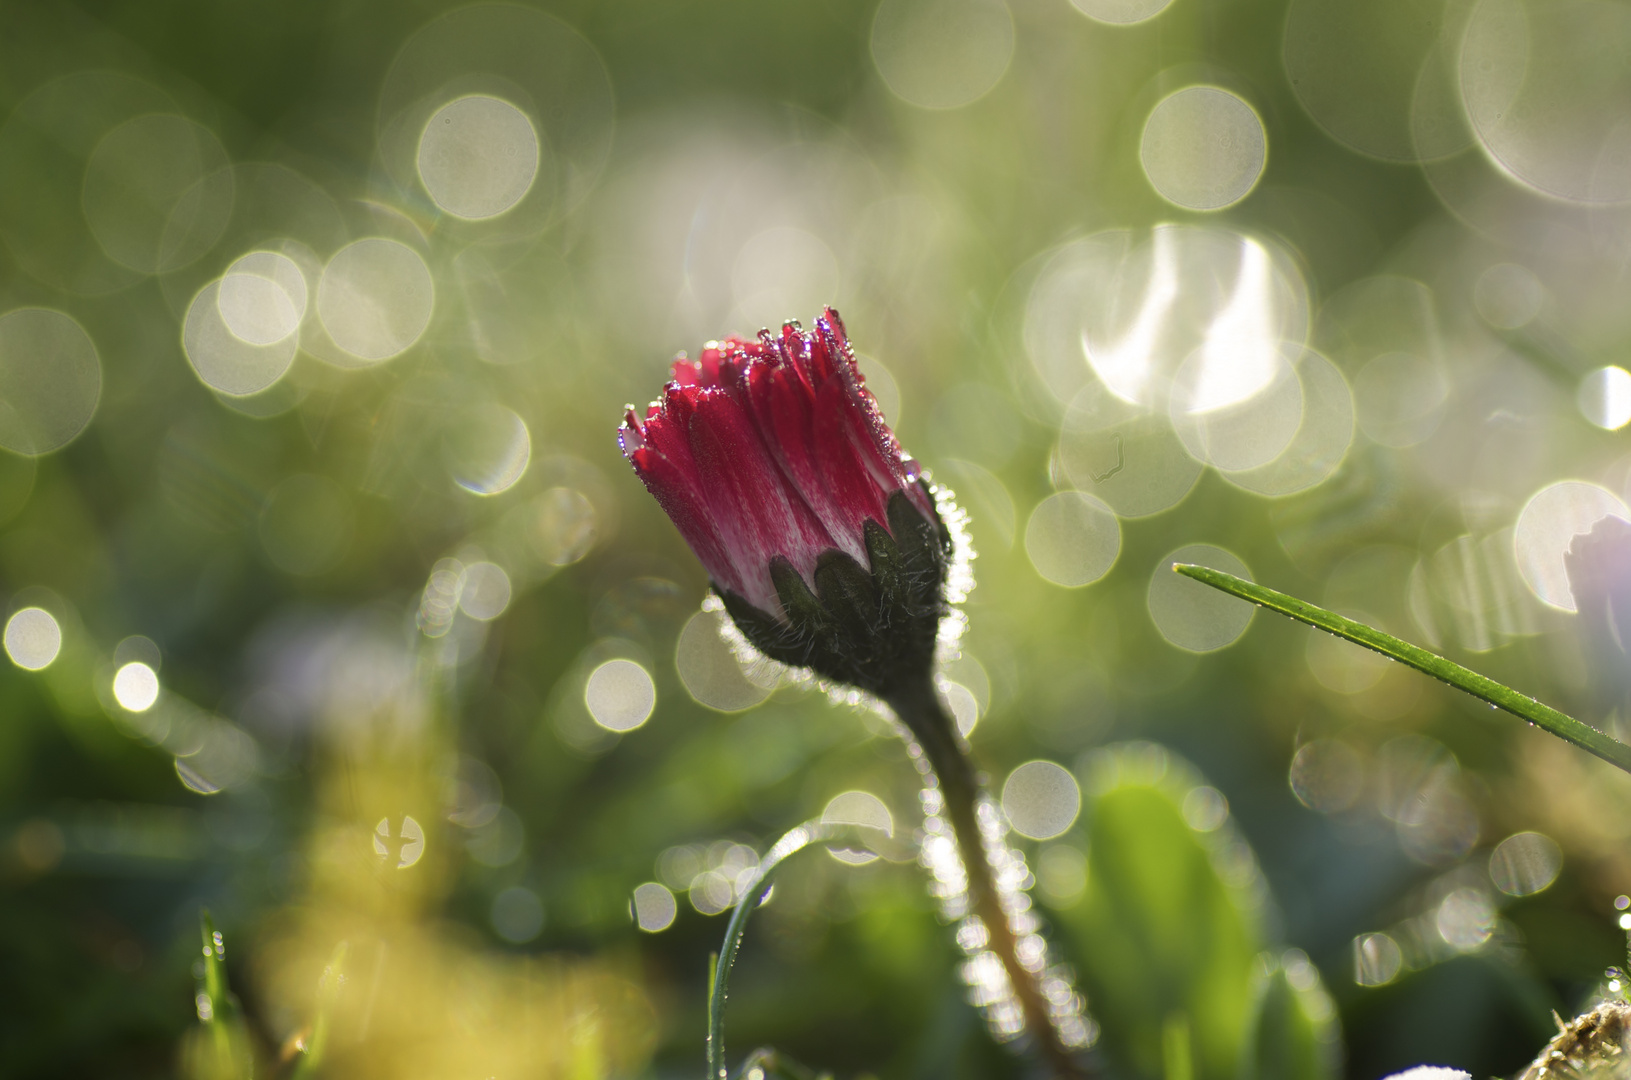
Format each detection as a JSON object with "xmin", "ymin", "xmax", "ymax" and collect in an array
[{"xmin": 1, "ymin": 0, "xmax": 1629, "ymax": 1077}]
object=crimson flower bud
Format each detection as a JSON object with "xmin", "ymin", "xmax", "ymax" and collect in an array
[{"xmin": 618, "ymin": 307, "xmax": 962, "ymax": 699}]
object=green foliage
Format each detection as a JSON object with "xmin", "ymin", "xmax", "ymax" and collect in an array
[
  {"xmin": 182, "ymin": 911, "xmax": 254, "ymax": 1080},
  {"xmin": 1055, "ymin": 754, "xmax": 1261, "ymax": 1080},
  {"xmin": 1238, "ymin": 953, "xmax": 1339, "ymax": 1080}
]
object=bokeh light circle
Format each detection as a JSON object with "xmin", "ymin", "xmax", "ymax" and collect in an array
[
  {"xmin": 1140, "ymin": 87, "xmax": 1267, "ymax": 211},
  {"xmin": 1577, "ymin": 366, "xmax": 1631, "ymax": 431},
  {"xmin": 676, "ymin": 609, "xmax": 772, "ymax": 713},
  {"xmin": 184, "ymin": 280, "xmax": 298, "ymax": 397},
  {"xmin": 1001, "ymin": 761, "xmax": 1082, "ymax": 840},
  {"xmin": 1513, "ymin": 480, "xmax": 1630, "ymax": 611},
  {"xmin": 585, "ymin": 659, "xmax": 656, "ymax": 732},
  {"xmin": 0, "ymin": 308, "xmax": 102, "ymax": 456},
  {"xmin": 1169, "ymin": 341, "xmax": 1305, "ymax": 473},
  {"xmin": 1025, "ymin": 226, "xmax": 1309, "ymax": 412},
  {"xmin": 1147, "ymin": 545, "xmax": 1256, "ymax": 652},
  {"xmin": 1288, "ymin": 739, "xmax": 1365, "ymax": 813},
  {"xmin": 113, "ymin": 661, "xmax": 160, "ymax": 712},
  {"xmin": 218, "ymin": 251, "xmax": 307, "ymax": 346},
  {"xmin": 491, "ymin": 886, "xmax": 544, "ymax": 942},
  {"xmin": 1219, "ymin": 348, "xmax": 1354, "ymax": 497},
  {"xmin": 1024, "ymin": 492, "xmax": 1121, "ymax": 587},
  {"xmin": 459, "ymin": 562, "xmax": 513, "ymax": 621},
  {"xmin": 1283, "ymin": 0, "xmax": 1461, "ymax": 163},
  {"xmin": 418, "ymin": 96, "xmax": 540, "ymax": 220},
  {"xmin": 1460, "ymin": 0, "xmax": 1631, "ymax": 204},
  {"xmin": 632, "ymin": 882, "xmax": 677, "ymax": 932},
  {"xmin": 81, "ymin": 113, "xmax": 233, "ymax": 275},
  {"xmin": 316, "ymin": 238, "xmax": 434, "ymax": 362},
  {"xmin": 445, "ymin": 405, "xmax": 532, "ymax": 496},
  {"xmin": 1488, "ymin": 832, "xmax": 1562, "ymax": 896},
  {"xmin": 1472, "ymin": 263, "xmax": 1544, "ymax": 329},
  {"xmin": 4, "ymin": 607, "xmax": 62, "ymax": 671},
  {"xmin": 822, "ymin": 790, "xmax": 895, "ymax": 836},
  {"xmin": 870, "ymin": 0, "xmax": 1015, "ymax": 110},
  {"xmin": 1070, "ymin": 0, "xmax": 1174, "ymax": 25},
  {"xmin": 0, "ymin": 72, "xmax": 176, "ymax": 294},
  {"xmin": 378, "ymin": 4, "xmax": 614, "ymax": 232}
]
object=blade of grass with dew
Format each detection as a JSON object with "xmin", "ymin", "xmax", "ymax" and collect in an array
[
  {"xmin": 188, "ymin": 910, "xmax": 253, "ymax": 1080},
  {"xmin": 1173, "ymin": 563, "xmax": 1631, "ymax": 775},
  {"xmin": 707, "ymin": 820, "xmax": 875, "ymax": 1080}
]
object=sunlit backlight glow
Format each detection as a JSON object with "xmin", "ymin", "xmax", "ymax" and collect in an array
[
  {"xmin": 1188, "ymin": 238, "xmax": 1277, "ymax": 413},
  {"xmin": 585, "ymin": 659, "xmax": 656, "ymax": 732},
  {"xmin": 112, "ymin": 661, "xmax": 159, "ymax": 712},
  {"xmin": 4, "ymin": 607, "xmax": 61, "ymax": 671},
  {"xmin": 1000, "ymin": 761, "xmax": 1081, "ymax": 840},
  {"xmin": 1081, "ymin": 227, "xmax": 1178, "ymax": 406},
  {"xmin": 1578, "ymin": 366, "xmax": 1631, "ymax": 431},
  {"xmin": 1488, "ymin": 831, "xmax": 1562, "ymax": 897},
  {"xmin": 631, "ymin": 882, "xmax": 677, "ymax": 932},
  {"xmin": 1513, "ymin": 480, "xmax": 1631, "ymax": 611},
  {"xmin": 418, "ymin": 96, "xmax": 540, "ymax": 220}
]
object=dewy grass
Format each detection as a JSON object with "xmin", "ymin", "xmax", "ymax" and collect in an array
[{"xmin": 1173, "ymin": 563, "xmax": 1631, "ymax": 776}]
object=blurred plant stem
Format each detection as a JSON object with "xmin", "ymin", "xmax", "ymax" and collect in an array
[
  {"xmin": 886, "ymin": 677, "xmax": 1088, "ymax": 1079},
  {"xmin": 707, "ymin": 820, "xmax": 845, "ymax": 1080},
  {"xmin": 1174, "ymin": 565, "xmax": 1631, "ymax": 775},
  {"xmin": 188, "ymin": 911, "xmax": 254, "ymax": 1080},
  {"xmin": 289, "ymin": 942, "xmax": 347, "ymax": 1080}
]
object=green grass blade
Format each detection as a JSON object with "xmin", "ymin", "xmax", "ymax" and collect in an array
[
  {"xmin": 1173, "ymin": 563, "xmax": 1631, "ymax": 775},
  {"xmin": 707, "ymin": 820, "xmax": 872, "ymax": 1080},
  {"xmin": 290, "ymin": 941, "xmax": 348, "ymax": 1080}
]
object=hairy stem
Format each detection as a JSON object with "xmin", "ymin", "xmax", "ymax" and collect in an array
[
  {"xmin": 887, "ymin": 677, "xmax": 1086, "ymax": 1079},
  {"xmin": 1174, "ymin": 564, "xmax": 1631, "ymax": 775}
]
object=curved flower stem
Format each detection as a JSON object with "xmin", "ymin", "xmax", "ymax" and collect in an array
[
  {"xmin": 886, "ymin": 677, "xmax": 1087, "ymax": 1079},
  {"xmin": 1174, "ymin": 564, "xmax": 1631, "ymax": 775},
  {"xmin": 708, "ymin": 820, "xmax": 850, "ymax": 1080}
]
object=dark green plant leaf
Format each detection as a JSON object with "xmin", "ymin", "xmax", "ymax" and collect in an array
[
  {"xmin": 1053, "ymin": 746, "xmax": 1266, "ymax": 1080},
  {"xmin": 1239, "ymin": 951, "xmax": 1340, "ymax": 1080}
]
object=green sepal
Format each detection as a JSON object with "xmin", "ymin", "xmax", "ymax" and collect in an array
[{"xmin": 813, "ymin": 549, "xmax": 880, "ymax": 640}]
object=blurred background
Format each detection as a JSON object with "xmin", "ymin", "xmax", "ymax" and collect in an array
[{"xmin": 2, "ymin": 0, "xmax": 1630, "ymax": 1076}]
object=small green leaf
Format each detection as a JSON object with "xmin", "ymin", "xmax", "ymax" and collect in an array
[
  {"xmin": 1054, "ymin": 747, "xmax": 1263, "ymax": 1080},
  {"xmin": 183, "ymin": 910, "xmax": 254, "ymax": 1080},
  {"xmin": 1239, "ymin": 952, "xmax": 1340, "ymax": 1080}
]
